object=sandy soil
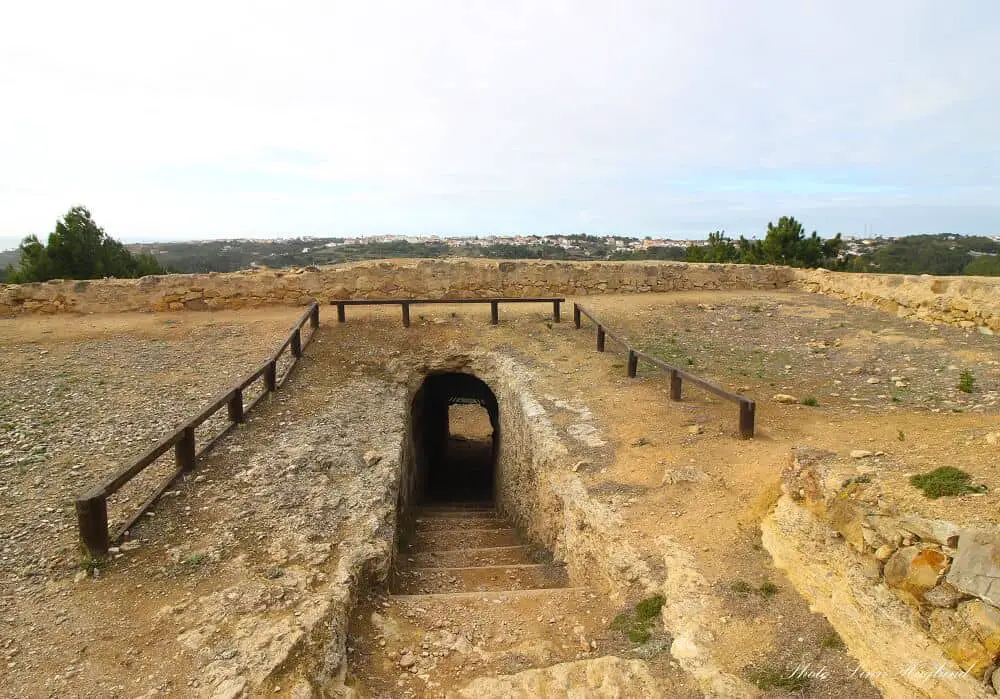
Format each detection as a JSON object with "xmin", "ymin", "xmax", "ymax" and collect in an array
[{"xmin": 1, "ymin": 291, "xmax": 997, "ymax": 697}]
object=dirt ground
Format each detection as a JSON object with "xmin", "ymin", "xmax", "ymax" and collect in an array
[{"xmin": 1, "ymin": 290, "xmax": 998, "ymax": 697}]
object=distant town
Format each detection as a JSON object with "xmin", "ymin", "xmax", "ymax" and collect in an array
[{"xmin": 3, "ymin": 230, "xmax": 999, "ymax": 281}]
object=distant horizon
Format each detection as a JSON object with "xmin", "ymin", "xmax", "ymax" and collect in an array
[{"xmin": 4, "ymin": 228, "xmax": 1000, "ymax": 254}]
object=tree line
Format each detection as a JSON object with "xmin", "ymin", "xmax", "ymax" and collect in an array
[{"xmin": 2, "ymin": 208, "xmax": 998, "ymax": 283}]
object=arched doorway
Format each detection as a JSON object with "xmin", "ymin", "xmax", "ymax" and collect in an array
[{"xmin": 410, "ymin": 372, "xmax": 498, "ymax": 504}]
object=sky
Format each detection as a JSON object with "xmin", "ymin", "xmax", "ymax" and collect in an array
[{"xmin": 1, "ymin": 1, "xmax": 998, "ymax": 248}]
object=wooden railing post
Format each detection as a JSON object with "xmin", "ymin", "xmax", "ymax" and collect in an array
[
  {"xmin": 490, "ymin": 301, "xmax": 499, "ymax": 325},
  {"xmin": 336, "ymin": 302, "xmax": 346, "ymax": 323},
  {"xmin": 175, "ymin": 426, "xmax": 196, "ymax": 471},
  {"xmin": 552, "ymin": 300, "xmax": 561, "ymax": 323},
  {"xmin": 739, "ymin": 400, "xmax": 756, "ymax": 439},
  {"xmin": 227, "ymin": 388, "xmax": 244, "ymax": 424},
  {"xmin": 310, "ymin": 303, "xmax": 320, "ymax": 329},
  {"xmin": 401, "ymin": 302, "xmax": 411, "ymax": 328},
  {"xmin": 596, "ymin": 326, "xmax": 606, "ymax": 352},
  {"xmin": 627, "ymin": 350, "xmax": 638, "ymax": 378},
  {"xmin": 573, "ymin": 304, "xmax": 581, "ymax": 329},
  {"xmin": 669, "ymin": 370, "xmax": 682, "ymax": 400},
  {"xmin": 75, "ymin": 490, "xmax": 109, "ymax": 557},
  {"xmin": 264, "ymin": 359, "xmax": 277, "ymax": 392},
  {"xmin": 291, "ymin": 328, "xmax": 302, "ymax": 357}
]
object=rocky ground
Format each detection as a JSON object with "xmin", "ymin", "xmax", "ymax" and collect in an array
[{"xmin": 0, "ymin": 290, "xmax": 997, "ymax": 697}]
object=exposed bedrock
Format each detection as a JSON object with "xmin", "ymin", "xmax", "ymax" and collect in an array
[{"xmin": 762, "ymin": 447, "xmax": 1000, "ymax": 698}]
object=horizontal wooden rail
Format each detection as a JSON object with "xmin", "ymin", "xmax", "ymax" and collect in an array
[
  {"xmin": 75, "ymin": 301, "xmax": 321, "ymax": 557},
  {"xmin": 330, "ymin": 297, "xmax": 564, "ymax": 327},
  {"xmin": 573, "ymin": 303, "xmax": 755, "ymax": 439}
]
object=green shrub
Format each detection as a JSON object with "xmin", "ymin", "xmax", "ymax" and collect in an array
[
  {"xmin": 611, "ymin": 595, "xmax": 666, "ymax": 645},
  {"xmin": 730, "ymin": 580, "xmax": 752, "ymax": 595},
  {"xmin": 801, "ymin": 396, "xmax": 819, "ymax": 407},
  {"xmin": 958, "ymin": 370, "xmax": 975, "ymax": 393},
  {"xmin": 759, "ymin": 579, "xmax": 779, "ymax": 598},
  {"xmin": 910, "ymin": 466, "xmax": 987, "ymax": 498},
  {"xmin": 635, "ymin": 594, "xmax": 665, "ymax": 621}
]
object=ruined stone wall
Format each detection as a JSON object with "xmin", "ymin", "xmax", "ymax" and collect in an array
[
  {"xmin": 793, "ymin": 268, "xmax": 1000, "ymax": 334},
  {"xmin": 7, "ymin": 257, "xmax": 999, "ymax": 336},
  {"xmin": 0, "ymin": 258, "xmax": 792, "ymax": 315}
]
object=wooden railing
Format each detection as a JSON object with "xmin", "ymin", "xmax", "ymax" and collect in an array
[
  {"xmin": 331, "ymin": 297, "xmax": 564, "ymax": 326},
  {"xmin": 75, "ymin": 302, "xmax": 320, "ymax": 556},
  {"xmin": 573, "ymin": 303, "xmax": 756, "ymax": 438}
]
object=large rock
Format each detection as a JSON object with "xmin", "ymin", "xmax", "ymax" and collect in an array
[
  {"xmin": 956, "ymin": 600, "xmax": 1000, "ymax": 655},
  {"xmin": 947, "ymin": 529, "xmax": 1000, "ymax": 608},
  {"xmin": 452, "ymin": 657, "xmax": 667, "ymax": 698},
  {"xmin": 884, "ymin": 546, "xmax": 950, "ymax": 603},
  {"xmin": 928, "ymin": 609, "xmax": 996, "ymax": 679},
  {"xmin": 898, "ymin": 516, "xmax": 961, "ymax": 548}
]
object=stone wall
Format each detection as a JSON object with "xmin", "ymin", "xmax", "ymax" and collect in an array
[
  {"xmin": 0, "ymin": 259, "xmax": 792, "ymax": 315},
  {"xmin": 5, "ymin": 258, "xmax": 1000, "ymax": 335},
  {"xmin": 793, "ymin": 269, "xmax": 1000, "ymax": 334}
]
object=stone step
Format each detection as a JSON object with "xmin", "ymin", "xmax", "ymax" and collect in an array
[
  {"xmin": 412, "ymin": 510, "xmax": 503, "ymax": 520},
  {"xmin": 404, "ymin": 528, "xmax": 522, "ymax": 552},
  {"xmin": 414, "ymin": 502, "xmax": 495, "ymax": 512},
  {"xmin": 413, "ymin": 516, "xmax": 509, "ymax": 531},
  {"xmin": 401, "ymin": 545, "xmax": 539, "ymax": 568},
  {"xmin": 391, "ymin": 564, "xmax": 569, "ymax": 595},
  {"xmin": 389, "ymin": 586, "xmax": 590, "ymax": 602}
]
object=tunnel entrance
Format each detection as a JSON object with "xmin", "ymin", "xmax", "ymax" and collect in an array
[{"xmin": 410, "ymin": 372, "xmax": 498, "ymax": 504}]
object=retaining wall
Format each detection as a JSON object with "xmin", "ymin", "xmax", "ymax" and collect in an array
[
  {"xmin": 793, "ymin": 269, "xmax": 1000, "ymax": 333},
  {"xmin": 4, "ymin": 259, "xmax": 1000, "ymax": 335},
  {"xmin": 0, "ymin": 259, "xmax": 791, "ymax": 315}
]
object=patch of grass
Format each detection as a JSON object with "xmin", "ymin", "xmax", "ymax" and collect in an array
[
  {"xmin": 910, "ymin": 466, "xmax": 987, "ymax": 499},
  {"xmin": 748, "ymin": 304, "xmax": 763, "ymax": 313},
  {"xmin": 820, "ymin": 631, "xmax": 846, "ymax": 650},
  {"xmin": 958, "ymin": 369, "xmax": 975, "ymax": 393},
  {"xmin": 891, "ymin": 394, "xmax": 903, "ymax": 402},
  {"xmin": 759, "ymin": 579, "xmax": 779, "ymax": 599},
  {"xmin": 748, "ymin": 665, "xmax": 811, "ymax": 692},
  {"xmin": 627, "ymin": 625, "xmax": 652, "ymax": 644},
  {"xmin": 80, "ymin": 554, "xmax": 105, "ymax": 574},
  {"xmin": 898, "ymin": 430, "xmax": 906, "ymax": 441},
  {"xmin": 730, "ymin": 579, "xmax": 753, "ymax": 596},
  {"xmin": 801, "ymin": 396, "xmax": 819, "ymax": 407},
  {"xmin": 635, "ymin": 594, "xmax": 665, "ymax": 621},
  {"xmin": 266, "ymin": 566, "xmax": 284, "ymax": 579},
  {"xmin": 685, "ymin": 357, "xmax": 694, "ymax": 366},
  {"xmin": 181, "ymin": 551, "xmax": 206, "ymax": 566},
  {"xmin": 611, "ymin": 595, "xmax": 665, "ymax": 645}
]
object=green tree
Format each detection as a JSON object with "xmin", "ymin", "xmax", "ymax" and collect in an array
[
  {"xmin": 964, "ymin": 255, "xmax": 1000, "ymax": 276},
  {"xmin": 757, "ymin": 216, "xmax": 843, "ymax": 268},
  {"xmin": 7, "ymin": 207, "xmax": 165, "ymax": 282},
  {"xmin": 686, "ymin": 231, "xmax": 739, "ymax": 262}
]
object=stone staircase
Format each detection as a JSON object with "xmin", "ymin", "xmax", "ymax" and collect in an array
[{"xmin": 391, "ymin": 503, "xmax": 571, "ymax": 596}]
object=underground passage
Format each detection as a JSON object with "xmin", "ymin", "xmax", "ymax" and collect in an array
[{"xmin": 409, "ymin": 372, "xmax": 499, "ymax": 504}]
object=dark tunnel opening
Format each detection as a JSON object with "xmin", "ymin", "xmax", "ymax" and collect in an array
[{"xmin": 410, "ymin": 372, "xmax": 499, "ymax": 504}]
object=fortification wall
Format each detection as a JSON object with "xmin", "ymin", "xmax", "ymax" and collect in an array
[
  {"xmin": 793, "ymin": 268, "xmax": 1000, "ymax": 334},
  {"xmin": 0, "ymin": 259, "xmax": 792, "ymax": 315},
  {"xmin": 3, "ymin": 259, "xmax": 1000, "ymax": 334}
]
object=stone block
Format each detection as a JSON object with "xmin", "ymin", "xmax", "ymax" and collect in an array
[
  {"xmin": 956, "ymin": 600, "xmax": 1000, "ymax": 655},
  {"xmin": 947, "ymin": 528, "xmax": 1000, "ymax": 608}
]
